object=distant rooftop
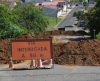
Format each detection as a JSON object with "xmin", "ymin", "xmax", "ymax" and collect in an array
[
  {"xmin": 25, "ymin": 0, "xmax": 64, "ymax": 3},
  {"xmin": 0, "ymin": 0, "xmax": 17, "ymax": 2},
  {"xmin": 35, "ymin": 0, "xmax": 65, "ymax": 6}
]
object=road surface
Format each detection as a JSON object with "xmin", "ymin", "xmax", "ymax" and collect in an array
[
  {"xmin": 0, "ymin": 64, "xmax": 100, "ymax": 81},
  {"xmin": 57, "ymin": 3, "xmax": 95, "ymax": 28},
  {"xmin": 57, "ymin": 6, "xmax": 80, "ymax": 28},
  {"xmin": 52, "ymin": 35, "xmax": 90, "ymax": 43}
]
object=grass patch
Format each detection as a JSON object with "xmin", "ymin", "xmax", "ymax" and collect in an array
[
  {"xmin": 45, "ymin": 16, "xmax": 61, "ymax": 29},
  {"xmin": 96, "ymin": 32, "xmax": 100, "ymax": 39}
]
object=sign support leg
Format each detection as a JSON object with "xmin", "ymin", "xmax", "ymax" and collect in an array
[
  {"xmin": 9, "ymin": 57, "xmax": 13, "ymax": 69},
  {"xmin": 30, "ymin": 60, "xmax": 33, "ymax": 69}
]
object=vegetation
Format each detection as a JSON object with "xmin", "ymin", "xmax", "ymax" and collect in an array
[
  {"xmin": 13, "ymin": 3, "xmax": 48, "ymax": 35},
  {"xmin": 86, "ymin": 0, "xmax": 100, "ymax": 38},
  {"xmin": 96, "ymin": 32, "xmax": 100, "ymax": 38},
  {"xmin": 73, "ymin": 10, "xmax": 88, "ymax": 28},
  {"xmin": 73, "ymin": 11, "xmax": 86, "ymax": 20},
  {"xmin": 0, "ymin": 47, "xmax": 3, "ymax": 53},
  {"xmin": 0, "ymin": 3, "xmax": 49, "ymax": 38},
  {"xmin": 73, "ymin": 0, "xmax": 100, "ymax": 38},
  {"xmin": 45, "ymin": 16, "xmax": 60, "ymax": 28},
  {"xmin": 83, "ymin": 0, "xmax": 88, "ymax": 9},
  {"xmin": 0, "ymin": 4, "xmax": 24, "ymax": 38}
]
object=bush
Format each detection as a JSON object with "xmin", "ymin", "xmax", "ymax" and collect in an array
[{"xmin": 96, "ymin": 32, "xmax": 100, "ymax": 38}]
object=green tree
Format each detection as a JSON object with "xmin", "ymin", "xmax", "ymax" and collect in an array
[
  {"xmin": 0, "ymin": 4, "xmax": 10, "ymax": 32},
  {"xmin": 0, "ymin": 4, "xmax": 26, "ymax": 38},
  {"xmin": 0, "ymin": 3, "xmax": 49, "ymax": 38},
  {"xmin": 73, "ymin": 11, "xmax": 86, "ymax": 20},
  {"xmin": 13, "ymin": 3, "xmax": 48, "ymax": 34},
  {"xmin": 83, "ymin": 0, "xmax": 88, "ymax": 10},
  {"xmin": 87, "ymin": 0, "xmax": 100, "ymax": 37}
]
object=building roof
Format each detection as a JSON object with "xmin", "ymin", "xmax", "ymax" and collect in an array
[
  {"xmin": 35, "ymin": 0, "xmax": 65, "ymax": 6},
  {"xmin": 34, "ymin": 0, "xmax": 64, "ymax": 3}
]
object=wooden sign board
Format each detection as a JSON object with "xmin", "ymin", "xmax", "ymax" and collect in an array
[{"xmin": 12, "ymin": 39, "xmax": 52, "ymax": 60}]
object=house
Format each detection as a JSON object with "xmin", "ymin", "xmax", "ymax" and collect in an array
[
  {"xmin": 20, "ymin": 0, "xmax": 67, "ymax": 18},
  {"xmin": 88, "ymin": 0, "xmax": 94, "ymax": 4},
  {"xmin": 35, "ymin": 0, "xmax": 65, "ymax": 7},
  {"xmin": 34, "ymin": 0, "xmax": 67, "ymax": 18},
  {"xmin": 0, "ymin": 0, "xmax": 17, "ymax": 7},
  {"xmin": 21, "ymin": 0, "xmax": 53, "ymax": 3},
  {"xmin": 0, "ymin": 0, "xmax": 16, "ymax": 2}
]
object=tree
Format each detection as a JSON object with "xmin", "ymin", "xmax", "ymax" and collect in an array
[
  {"xmin": 87, "ymin": 0, "xmax": 100, "ymax": 37},
  {"xmin": 83, "ymin": 0, "xmax": 88, "ymax": 10},
  {"xmin": 0, "ymin": 4, "xmax": 10, "ymax": 31},
  {"xmin": 0, "ymin": 3, "xmax": 49, "ymax": 38},
  {"xmin": 73, "ymin": 11, "xmax": 85, "ymax": 20},
  {"xmin": 0, "ymin": 4, "xmax": 27, "ymax": 38},
  {"xmin": 13, "ymin": 3, "xmax": 48, "ymax": 34}
]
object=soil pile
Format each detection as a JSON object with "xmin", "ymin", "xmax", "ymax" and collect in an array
[
  {"xmin": 16, "ymin": 33, "xmax": 34, "ymax": 39},
  {"xmin": 0, "ymin": 34, "xmax": 34, "ymax": 64},
  {"xmin": 53, "ymin": 39, "xmax": 100, "ymax": 65},
  {"xmin": 0, "ymin": 31, "xmax": 100, "ymax": 66},
  {"xmin": 37, "ymin": 30, "xmax": 89, "ymax": 38},
  {"xmin": 0, "ymin": 39, "xmax": 11, "ymax": 64}
]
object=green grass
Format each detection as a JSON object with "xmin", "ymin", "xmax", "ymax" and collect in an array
[
  {"xmin": 45, "ymin": 16, "xmax": 61, "ymax": 30},
  {"xmin": 96, "ymin": 32, "xmax": 100, "ymax": 39}
]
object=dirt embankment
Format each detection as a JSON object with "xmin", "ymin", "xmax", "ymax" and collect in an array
[
  {"xmin": 0, "ymin": 34, "xmax": 33, "ymax": 64},
  {"xmin": 53, "ymin": 39, "xmax": 100, "ymax": 65},
  {"xmin": 0, "ymin": 31, "xmax": 100, "ymax": 65},
  {"xmin": 37, "ymin": 30, "xmax": 89, "ymax": 38}
]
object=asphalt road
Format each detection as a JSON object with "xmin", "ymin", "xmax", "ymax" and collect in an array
[
  {"xmin": 57, "ymin": 3, "xmax": 95, "ymax": 29},
  {"xmin": 57, "ymin": 6, "xmax": 78, "ymax": 28},
  {"xmin": 0, "ymin": 65, "xmax": 100, "ymax": 81},
  {"xmin": 57, "ymin": 5, "xmax": 87, "ymax": 29}
]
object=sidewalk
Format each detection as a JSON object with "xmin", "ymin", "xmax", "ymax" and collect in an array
[
  {"xmin": 0, "ymin": 64, "xmax": 8, "ymax": 70},
  {"xmin": 0, "ymin": 61, "xmax": 30, "ymax": 70}
]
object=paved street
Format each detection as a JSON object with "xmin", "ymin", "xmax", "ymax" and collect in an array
[
  {"xmin": 57, "ymin": 3, "xmax": 95, "ymax": 29},
  {"xmin": 52, "ymin": 35, "xmax": 90, "ymax": 43},
  {"xmin": 57, "ymin": 5, "xmax": 86, "ymax": 31},
  {"xmin": 0, "ymin": 65, "xmax": 100, "ymax": 81},
  {"xmin": 57, "ymin": 6, "xmax": 81, "ymax": 28}
]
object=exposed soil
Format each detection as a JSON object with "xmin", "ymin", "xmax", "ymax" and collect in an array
[
  {"xmin": 53, "ymin": 39, "xmax": 100, "ymax": 65},
  {"xmin": 37, "ymin": 30, "xmax": 89, "ymax": 38},
  {"xmin": 0, "ymin": 30, "xmax": 100, "ymax": 66}
]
